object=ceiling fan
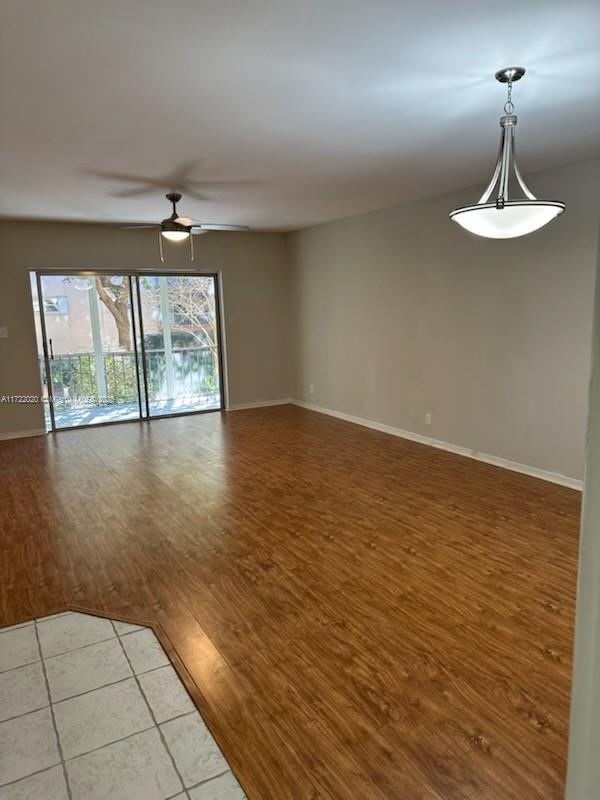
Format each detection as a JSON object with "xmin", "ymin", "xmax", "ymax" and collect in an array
[{"xmin": 125, "ymin": 192, "xmax": 249, "ymax": 262}]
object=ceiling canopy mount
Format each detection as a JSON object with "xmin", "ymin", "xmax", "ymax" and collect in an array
[
  {"xmin": 494, "ymin": 66, "xmax": 526, "ymax": 84},
  {"xmin": 165, "ymin": 191, "xmax": 182, "ymax": 207}
]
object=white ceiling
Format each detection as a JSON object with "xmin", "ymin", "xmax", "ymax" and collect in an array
[{"xmin": 1, "ymin": 0, "xmax": 599, "ymax": 231}]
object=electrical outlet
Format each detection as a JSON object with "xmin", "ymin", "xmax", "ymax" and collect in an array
[
  {"xmin": 309, "ymin": 383, "xmax": 314, "ymax": 396},
  {"xmin": 0, "ymin": 327, "xmax": 7, "ymax": 339},
  {"xmin": 425, "ymin": 413, "xmax": 432, "ymax": 425}
]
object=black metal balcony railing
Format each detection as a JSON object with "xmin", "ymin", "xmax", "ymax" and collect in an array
[{"xmin": 38, "ymin": 347, "xmax": 219, "ymax": 405}]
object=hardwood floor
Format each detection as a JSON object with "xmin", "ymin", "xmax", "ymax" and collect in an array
[{"xmin": 0, "ymin": 404, "xmax": 581, "ymax": 799}]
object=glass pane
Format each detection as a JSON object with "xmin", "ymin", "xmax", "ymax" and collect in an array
[
  {"xmin": 38, "ymin": 274, "xmax": 141, "ymax": 428},
  {"xmin": 137, "ymin": 275, "xmax": 222, "ymax": 416}
]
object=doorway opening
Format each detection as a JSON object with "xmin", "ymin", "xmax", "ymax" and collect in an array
[{"xmin": 30, "ymin": 271, "xmax": 224, "ymax": 431}]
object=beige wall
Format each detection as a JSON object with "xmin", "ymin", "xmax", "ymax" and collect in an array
[
  {"xmin": 290, "ymin": 158, "xmax": 600, "ymax": 481},
  {"xmin": 0, "ymin": 222, "xmax": 293, "ymax": 435}
]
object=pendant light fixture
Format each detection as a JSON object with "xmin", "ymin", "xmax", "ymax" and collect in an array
[{"xmin": 449, "ymin": 67, "xmax": 565, "ymax": 239}]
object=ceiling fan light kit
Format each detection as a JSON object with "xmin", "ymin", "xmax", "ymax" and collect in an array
[
  {"xmin": 449, "ymin": 67, "xmax": 565, "ymax": 239},
  {"xmin": 161, "ymin": 231, "xmax": 190, "ymax": 242}
]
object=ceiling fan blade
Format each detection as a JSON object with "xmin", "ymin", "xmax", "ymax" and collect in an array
[
  {"xmin": 190, "ymin": 223, "xmax": 250, "ymax": 232},
  {"xmin": 112, "ymin": 186, "xmax": 158, "ymax": 198},
  {"xmin": 120, "ymin": 224, "xmax": 158, "ymax": 229}
]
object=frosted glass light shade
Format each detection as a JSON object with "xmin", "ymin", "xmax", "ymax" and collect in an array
[
  {"xmin": 449, "ymin": 200, "xmax": 565, "ymax": 239},
  {"xmin": 161, "ymin": 230, "xmax": 189, "ymax": 242}
]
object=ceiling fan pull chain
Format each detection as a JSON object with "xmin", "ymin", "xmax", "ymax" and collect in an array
[
  {"xmin": 158, "ymin": 228, "xmax": 165, "ymax": 263},
  {"xmin": 189, "ymin": 231, "xmax": 195, "ymax": 262}
]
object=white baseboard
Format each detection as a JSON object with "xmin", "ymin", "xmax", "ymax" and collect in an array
[
  {"xmin": 0, "ymin": 428, "xmax": 47, "ymax": 442},
  {"xmin": 291, "ymin": 400, "xmax": 583, "ymax": 491},
  {"xmin": 227, "ymin": 398, "xmax": 291, "ymax": 411}
]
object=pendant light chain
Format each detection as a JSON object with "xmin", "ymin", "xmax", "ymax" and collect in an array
[{"xmin": 504, "ymin": 78, "xmax": 515, "ymax": 115}]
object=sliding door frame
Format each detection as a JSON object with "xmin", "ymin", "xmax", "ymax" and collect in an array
[
  {"xmin": 35, "ymin": 271, "xmax": 57, "ymax": 432},
  {"xmin": 128, "ymin": 274, "xmax": 145, "ymax": 421},
  {"xmin": 136, "ymin": 271, "xmax": 226, "ymax": 421},
  {"xmin": 36, "ymin": 269, "xmax": 145, "ymax": 433},
  {"xmin": 34, "ymin": 268, "xmax": 226, "ymax": 431}
]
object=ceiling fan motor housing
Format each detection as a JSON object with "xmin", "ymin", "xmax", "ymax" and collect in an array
[{"xmin": 161, "ymin": 217, "xmax": 189, "ymax": 235}]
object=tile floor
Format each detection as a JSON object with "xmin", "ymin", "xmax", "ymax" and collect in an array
[{"xmin": 0, "ymin": 612, "xmax": 246, "ymax": 800}]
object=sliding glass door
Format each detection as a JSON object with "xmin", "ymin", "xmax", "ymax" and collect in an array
[
  {"xmin": 32, "ymin": 271, "xmax": 223, "ymax": 431},
  {"xmin": 137, "ymin": 274, "xmax": 223, "ymax": 417},
  {"xmin": 35, "ymin": 273, "xmax": 141, "ymax": 429}
]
